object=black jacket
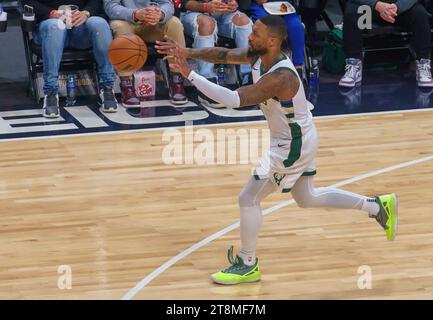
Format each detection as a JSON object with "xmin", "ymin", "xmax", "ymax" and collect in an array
[{"xmin": 23, "ymin": 0, "xmax": 103, "ymax": 22}]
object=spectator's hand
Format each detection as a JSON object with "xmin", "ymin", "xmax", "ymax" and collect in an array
[
  {"xmin": 135, "ymin": 7, "xmax": 162, "ymax": 25},
  {"xmin": 207, "ymin": 0, "xmax": 230, "ymax": 14},
  {"xmin": 226, "ymin": 0, "xmax": 239, "ymax": 13},
  {"xmin": 375, "ymin": 1, "xmax": 398, "ymax": 23},
  {"xmin": 255, "ymin": 0, "xmax": 268, "ymax": 4},
  {"xmin": 72, "ymin": 10, "xmax": 89, "ymax": 27}
]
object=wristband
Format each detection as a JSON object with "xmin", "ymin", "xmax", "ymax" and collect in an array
[
  {"xmin": 133, "ymin": 10, "xmax": 139, "ymax": 22},
  {"xmin": 203, "ymin": 3, "xmax": 209, "ymax": 12}
]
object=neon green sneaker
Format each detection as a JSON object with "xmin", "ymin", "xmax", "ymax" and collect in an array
[
  {"xmin": 371, "ymin": 193, "xmax": 398, "ymax": 241},
  {"xmin": 211, "ymin": 246, "xmax": 261, "ymax": 285}
]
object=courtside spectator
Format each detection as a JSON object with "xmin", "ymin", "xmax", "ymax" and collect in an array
[
  {"xmin": 24, "ymin": 0, "xmax": 117, "ymax": 118},
  {"xmin": 104, "ymin": 0, "xmax": 188, "ymax": 106},
  {"xmin": 340, "ymin": 0, "xmax": 433, "ymax": 88},
  {"xmin": 180, "ymin": 0, "xmax": 252, "ymax": 86},
  {"xmin": 249, "ymin": 0, "xmax": 305, "ymax": 73}
]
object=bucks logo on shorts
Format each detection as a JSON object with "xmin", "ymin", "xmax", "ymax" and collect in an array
[{"xmin": 273, "ymin": 173, "xmax": 286, "ymax": 186}]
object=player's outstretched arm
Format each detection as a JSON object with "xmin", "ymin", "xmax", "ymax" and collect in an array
[
  {"xmin": 155, "ymin": 37, "xmax": 253, "ymax": 65},
  {"xmin": 237, "ymin": 69, "xmax": 300, "ymax": 106},
  {"xmin": 165, "ymin": 45, "xmax": 299, "ymax": 108}
]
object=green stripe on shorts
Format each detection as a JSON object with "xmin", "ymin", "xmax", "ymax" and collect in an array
[{"xmin": 283, "ymin": 123, "xmax": 302, "ymax": 168}]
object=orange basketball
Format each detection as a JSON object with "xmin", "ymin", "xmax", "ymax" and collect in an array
[{"xmin": 108, "ymin": 34, "xmax": 148, "ymax": 73}]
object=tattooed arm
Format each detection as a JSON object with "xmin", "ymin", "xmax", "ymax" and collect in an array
[
  {"xmin": 155, "ymin": 38, "xmax": 254, "ymax": 65},
  {"xmin": 156, "ymin": 38, "xmax": 299, "ymax": 107},
  {"xmin": 186, "ymin": 47, "xmax": 254, "ymax": 65}
]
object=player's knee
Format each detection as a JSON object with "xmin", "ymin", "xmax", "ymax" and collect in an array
[
  {"xmin": 238, "ymin": 190, "xmax": 256, "ymax": 207},
  {"xmin": 232, "ymin": 13, "xmax": 250, "ymax": 27},
  {"xmin": 197, "ymin": 15, "xmax": 216, "ymax": 36},
  {"xmin": 292, "ymin": 193, "xmax": 311, "ymax": 208}
]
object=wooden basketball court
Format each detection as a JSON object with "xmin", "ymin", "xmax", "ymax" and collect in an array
[{"xmin": 1, "ymin": 109, "xmax": 433, "ymax": 299}]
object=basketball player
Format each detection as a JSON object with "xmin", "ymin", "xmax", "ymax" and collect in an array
[{"xmin": 155, "ymin": 15, "xmax": 398, "ymax": 285}]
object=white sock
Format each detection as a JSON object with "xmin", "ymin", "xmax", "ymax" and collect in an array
[
  {"xmin": 362, "ymin": 197, "xmax": 380, "ymax": 216},
  {"xmin": 239, "ymin": 205, "xmax": 262, "ymax": 266}
]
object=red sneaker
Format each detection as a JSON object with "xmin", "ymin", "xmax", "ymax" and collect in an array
[
  {"xmin": 169, "ymin": 74, "xmax": 188, "ymax": 105},
  {"xmin": 120, "ymin": 76, "xmax": 141, "ymax": 107}
]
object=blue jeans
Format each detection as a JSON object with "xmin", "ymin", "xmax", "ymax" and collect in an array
[
  {"xmin": 33, "ymin": 17, "xmax": 115, "ymax": 95},
  {"xmin": 249, "ymin": 3, "xmax": 305, "ymax": 66},
  {"xmin": 181, "ymin": 11, "xmax": 252, "ymax": 79}
]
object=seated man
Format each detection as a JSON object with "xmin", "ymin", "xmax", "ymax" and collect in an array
[
  {"xmin": 340, "ymin": 0, "xmax": 433, "ymax": 88},
  {"xmin": 25, "ymin": 0, "xmax": 118, "ymax": 118},
  {"xmin": 249, "ymin": 0, "xmax": 305, "ymax": 73},
  {"xmin": 180, "ymin": 0, "xmax": 252, "ymax": 85},
  {"xmin": 104, "ymin": 0, "xmax": 188, "ymax": 106}
]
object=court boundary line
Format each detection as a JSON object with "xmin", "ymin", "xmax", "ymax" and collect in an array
[
  {"xmin": 0, "ymin": 107, "xmax": 432, "ymax": 143},
  {"xmin": 121, "ymin": 154, "xmax": 433, "ymax": 300}
]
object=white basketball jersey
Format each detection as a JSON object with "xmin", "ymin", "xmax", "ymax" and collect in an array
[{"xmin": 251, "ymin": 53, "xmax": 314, "ymax": 141}]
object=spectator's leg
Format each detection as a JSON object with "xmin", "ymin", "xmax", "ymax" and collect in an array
[
  {"xmin": 343, "ymin": 1, "xmax": 363, "ymax": 60},
  {"xmin": 33, "ymin": 19, "xmax": 68, "ymax": 95},
  {"xmin": 396, "ymin": 3, "xmax": 433, "ymax": 87},
  {"xmin": 396, "ymin": 3, "xmax": 431, "ymax": 60},
  {"xmin": 109, "ymin": 20, "xmax": 135, "ymax": 78},
  {"xmin": 217, "ymin": 12, "xmax": 252, "ymax": 81},
  {"xmin": 339, "ymin": 2, "xmax": 363, "ymax": 88},
  {"xmin": 136, "ymin": 17, "xmax": 189, "ymax": 104},
  {"xmin": 109, "ymin": 20, "xmax": 140, "ymax": 107},
  {"xmin": 70, "ymin": 16, "xmax": 115, "ymax": 89},
  {"xmin": 283, "ymin": 13, "xmax": 305, "ymax": 68},
  {"xmin": 181, "ymin": 12, "xmax": 217, "ymax": 79}
]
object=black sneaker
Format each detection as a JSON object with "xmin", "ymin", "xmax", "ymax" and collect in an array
[
  {"xmin": 99, "ymin": 87, "xmax": 118, "ymax": 113},
  {"xmin": 197, "ymin": 77, "xmax": 224, "ymax": 108},
  {"xmin": 43, "ymin": 93, "xmax": 60, "ymax": 118}
]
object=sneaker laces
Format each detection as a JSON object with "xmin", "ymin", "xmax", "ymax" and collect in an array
[
  {"xmin": 344, "ymin": 63, "xmax": 359, "ymax": 80},
  {"xmin": 418, "ymin": 61, "xmax": 432, "ymax": 80},
  {"xmin": 45, "ymin": 94, "xmax": 57, "ymax": 107},
  {"xmin": 171, "ymin": 76, "xmax": 185, "ymax": 92},
  {"xmin": 102, "ymin": 88, "xmax": 115, "ymax": 102},
  {"xmin": 372, "ymin": 197, "xmax": 389, "ymax": 230},
  {"xmin": 223, "ymin": 246, "xmax": 244, "ymax": 273}
]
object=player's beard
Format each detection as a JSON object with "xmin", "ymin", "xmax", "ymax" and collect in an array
[{"xmin": 248, "ymin": 43, "xmax": 267, "ymax": 57}]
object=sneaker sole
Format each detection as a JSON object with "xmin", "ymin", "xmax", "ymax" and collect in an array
[
  {"xmin": 171, "ymin": 100, "xmax": 188, "ymax": 105},
  {"xmin": 210, "ymin": 274, "xmax": 261, "ymax": 285},
  {"xmin": 339, "ymin": 79, "xmax": 362, "ymax": 88},
  {"xmin": 417, "ymin": 83, "xmax": 433, "ymax": 88},
  {"xmin": 389, "ymin": 193, "xmax": 398, "ymax": 241},
  {"xmin": 43, "ymin": 113, "xmax": 60, "ymax": 119},
  {"xmin": 100, "ymin": 107, "xmax": 118, "ymax": 113}
]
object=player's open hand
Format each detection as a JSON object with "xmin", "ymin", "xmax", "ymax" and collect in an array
[
  {"xmin": 155, "ymin": 36, "xmax": 186, "ymax": 59},
  {"xmin": 168, "ymin": 47, "xmax": 192, "ymax": 78}
]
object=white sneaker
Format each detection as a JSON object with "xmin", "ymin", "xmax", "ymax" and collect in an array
[
  {"xmin": 339, "ymin": 58, "xmax": 362, "ymax": 88},
  {"xmin": 416, "ymin": 59, "xmax": 433, "ymax": 88}
]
